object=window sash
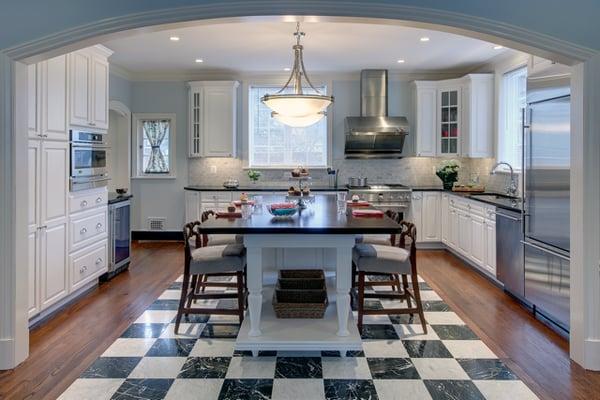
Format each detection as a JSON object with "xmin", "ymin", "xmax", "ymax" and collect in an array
[
  {"xmin": 132, "ymin": 113, "xmax": 176, "ymax": 178},
  {"xmin": 499, "ymin": 66, "xmax": 527, "ymax": 170}
]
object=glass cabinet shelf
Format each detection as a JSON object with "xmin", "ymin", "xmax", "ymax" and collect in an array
[{"xmin": 439, "ymin": 89, "xmax": 459, "ymax": 154}]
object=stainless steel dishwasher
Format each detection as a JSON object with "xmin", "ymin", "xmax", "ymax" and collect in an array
[{"xmin": 496, "ymin": 209, "xmax": 525, "ymax": 300}]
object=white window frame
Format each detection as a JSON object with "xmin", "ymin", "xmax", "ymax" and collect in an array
[
  {"xmin": 132, "ymin": 113, "xmax": 177, "ymax": 179},
  {"xmin": 497, "ymin": 65, "xmax": 527, "ymax": 172},
  {"xmin": 244, "ymin": 80, "xmax": 333, "ymax": 169}
]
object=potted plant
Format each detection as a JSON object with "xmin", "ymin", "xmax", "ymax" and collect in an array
[
  {"xmin": 247, "ymin": 169, "xmax": 261, "ymax": 184},
  {"xmin": 436, "ymin": 160, "xmax": 460, "ymax": 190}
]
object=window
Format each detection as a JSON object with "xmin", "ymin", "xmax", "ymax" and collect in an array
[
  {"xmin": 133, "ymin": 113, "xmax": 176, "ymax": 178},
  {"xmin": 248, "ymin": 85, "xmax": 329, "ymax": 168},
  {"xmin": 498, "ymin": 66, "xmax": 527, "ymax": 170}
]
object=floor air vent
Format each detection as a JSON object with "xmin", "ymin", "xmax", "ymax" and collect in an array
[{"xmin": 147, "ymin": 217, "xmax": 166, "ymax": 231}]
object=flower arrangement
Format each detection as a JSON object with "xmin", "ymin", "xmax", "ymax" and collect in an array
[
  {"xmin": 436, "ymin": 160, "xmax": 460, "ymax": 190},
  {"xmin": 247, "ymin": 169, "xmax": 261, "ymax": 183}
]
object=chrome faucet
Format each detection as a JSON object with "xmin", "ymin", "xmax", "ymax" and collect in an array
[{"xmin": 490, "ymin": 161, "xmax": 518, "ymax": 197}]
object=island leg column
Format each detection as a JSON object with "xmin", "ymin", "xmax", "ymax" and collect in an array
[
  {"xmin": 336, "ymin": 245, "xmax": 353, "ymax": 337},
  {"xmin": 246, "ymin": 246, "xmax": 263, "ymax": 338}
]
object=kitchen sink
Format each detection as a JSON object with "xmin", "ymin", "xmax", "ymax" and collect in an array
[{"xmin": 468, "ymin": 193, "xmax": 522, "ymax": 210}]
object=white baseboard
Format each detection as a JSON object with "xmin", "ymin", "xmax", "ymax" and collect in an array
[{"xmin": 582, "ymin": 339, "xmax": 600, "ymax": 371}]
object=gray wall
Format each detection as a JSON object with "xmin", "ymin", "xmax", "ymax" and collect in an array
[{"xmin": 109, "ymin": 72, "xmax": 132, "ymax": 107}]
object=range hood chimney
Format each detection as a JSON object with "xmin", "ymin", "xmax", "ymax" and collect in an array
[{"xmin": 344, "ymin": 69, "xmax": 409, "ymax": 158}]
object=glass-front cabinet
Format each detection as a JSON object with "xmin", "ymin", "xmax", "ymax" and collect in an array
[{"xmin": 438, "ymin": 87, "xmax": 460, "ymax": 155}]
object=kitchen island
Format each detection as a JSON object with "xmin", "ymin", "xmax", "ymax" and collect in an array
[{"xmin": 199, "ymin": 194, "xmax": 401, "ymax": 356}]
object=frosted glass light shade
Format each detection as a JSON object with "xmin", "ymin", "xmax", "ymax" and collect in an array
[
  {"xmin": 262, "ymin": 94, "xmax": 333, "ymax": 118},
  {"xmin": 272, "ymin": 112, "xmax": 325, "ymax": 127}
]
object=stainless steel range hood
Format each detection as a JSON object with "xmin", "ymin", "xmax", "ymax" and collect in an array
[{"xmin": 344, "ymin": 69, "xmax": 409, "ymax": 158}]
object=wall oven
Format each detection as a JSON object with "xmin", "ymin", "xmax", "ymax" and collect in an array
[{"xmin": 70, "ymin": 130, "xmax": 109, "ymax": 191}]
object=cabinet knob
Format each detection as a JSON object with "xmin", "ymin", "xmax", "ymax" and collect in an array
[
  {"xmin": 81, "ymin": 200, "xmax": 88, "ymax": 207},
  {"xmin": 96, "ymin": 222, "xmax": 103, "ymax": 230},
  {"xmin": 95, "ymin": 257, "xmax": 103, "ymax": 265},
  {"xmin": 80, "ymin": 227, "xmax": 87, "ymax": 234},
  {"xmin": 96, "ymin": 197, "xmax": 102, "ymax": 203},
  {"xmin": 79, "ymin": 265, "xmax": 88, "ymax": 273}
]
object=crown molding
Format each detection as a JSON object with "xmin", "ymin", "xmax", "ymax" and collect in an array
[{"xmin": 2, "ymin": 1, "xmax": 596, "ymax": 64}]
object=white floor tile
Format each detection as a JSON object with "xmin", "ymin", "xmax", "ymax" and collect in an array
[
  {"xmin": 321, "ymin": 356, "xmax": 372, "ymax": 379},
  {"xmin": 362, "ymin": 340, "xmax": 410, "ymax": 358},
  {"xmin": 474, "ymin": 380, "xmax": 539, "ymax": 400},
  {"xmin": 443, "ymin": 340, "xmax": 498, "ymax": 359},
  {"xmin": 158, "ymin": 290, "xmax": 181, "ymax": 300},
  {"xmin": 58, "ymin": 379, "xmax": 124, "ymax": 400},
  {"xmin": 160, "ymin": 323, "xmax": 204, "ymax": 339},
  {"xmin": 394, "ymin": 324, "xmax": 440, "ymax": 340},
  {"xmin": 373, "ymin": 379, "xmax": 433, "ymax": 400},
  {"xmin": 419, "ymin": 290, "xmax": 443, "ymax": 301},
  {"xmin": 175, "ymin": 275, "xmax": 184, "ymax": 282},
  {"xmin": 225, "ymin": 356, "xmax": 277, "ymax": 379},
  {"xmin": 271, "ymin": 379, "xmax": 325, "ymax": 400},
  {"xmin": 411, "ymin": 358, "xmax": 470, "ymax": 380},
  {"xmin": 362, "ymin": 314, "xmax": 393, "ymax": 324},
  {"xmin": 189, "ymin": 338, "xmax": 235, "ymax": 357},
  {"xmin": 165, "ymin": 378, "xmax": 223, "ymax": 400},
  {"xmin": 134, "ymin": 310, "xmax": 177, "ymax": 324},
  {"xmin": 208, "ymin": 314, "xmax": 241, "ymax": 323},
  {"xmin": 423, "ymin": 311, "xmax": 464, "ymax": 325},
  {"xmin": 101, "ymin": 338, "xmax": 156, "ymax": 357},
  {"xmin": 128, "ymin": 357, "xmax": 187, "ymax": 378}
]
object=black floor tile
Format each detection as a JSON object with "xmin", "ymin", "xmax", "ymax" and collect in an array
[
  {"xmin": 80, "ymin": 357, "xmax": 141, "ymax": 379},
  {"xmin": 200, "ymin": 324, "xmax": 240, "ymax": 339},
  {"xmin": 218, "ymin": 379, "xmax": 273, "ymax": 400},
  {"xmin": 422, "ymin": 301, "xmax": 452, "ymax": 312},
  {"xmin": 167, "ymin": 282, "xmax": 182, "ymax": 290},
  {"xmin": 324, "ymin": 379, "xmax": 378, "ymax": 400},
  {"xmin": 360, "ymin": 324, "xmax": 399, "ymax": 340},
  {"xmin": 402, "ymin": 340, "xmax": 453, "ymax": 358},
  {"xmin": 321, "ymin": 350, "xmax": 365, "ymax": 358},
  {"xmin": 147, "ymin": 300, "xmax": 180, "ymax": 310},
  {"xmin": 275, "ymin": 356, "xmax": 323, "ymax": 379},
  {"xmin": 233, "ymin": 350, "xmax": 278, "ymax": 357},
  {"xmin": 424, "ymin": 379, "xmax": 485, "ymax": 400},
  {"xmin": 367, "ymin": 357, "xmax": 420, "ymax": 380},
  {"xmin": 432, "ymin": 325, "xmax": 479, "ymax": 340},
  {"xmin": 120, "ymin": 323, "xmax": 167, "ymax": 338},
  {"xmin": 111, "ymin": 378, "xmax": 173, "ymax": 400},
  {"xmin": 145, "ymin": 339, "xmax": 196, "ymax": 357},
  {"xmin": 389, "ymin": 314, "xmax": 423, "ymax": 325},
  {"xmin": 173, "ymin": 314, "xmax": 211, "ymax": 323},
  {"xmin": 177, "ymin": 357, "xmax": 231, "ymax": 379},
  {"xmin": 457, "ymin": 358, "xmax": 519, "ymax": 380}
]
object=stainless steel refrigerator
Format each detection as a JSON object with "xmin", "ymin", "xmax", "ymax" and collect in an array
[{"xmin": 523, "ymin": 63, "xmax": 571, "ymax": 332}]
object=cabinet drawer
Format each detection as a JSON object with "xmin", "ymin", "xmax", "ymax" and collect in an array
[
  {"xmin": 201, "ymin": 204, "xmax": 231, "ymax": 213},
  {"xmin": 70, "ymin": 240, "xmax": 107, "ymax": 290},
  {"xmin": 200, "ymin": 191, "xmax": 233, "ymax": 203},
  {"xmin": 69, "ymin": 188, "xmax": 107, "ymax": 213},
  {"xmin": 70, "ymin": 207, "xmax": 107, "ymax": 250}
]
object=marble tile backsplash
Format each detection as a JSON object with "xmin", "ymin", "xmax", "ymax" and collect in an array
[{"xmin": 189, "ymin": 157, "xmax": 518, "ymax": 194}]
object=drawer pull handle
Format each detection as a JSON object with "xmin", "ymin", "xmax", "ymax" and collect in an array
[
  {"xmin": 79, "ymin": 265, "xmax": 88, "ymax": 273},
  {"xmin": 95, "ymin": 257, "xmax": 103, "ymax": 265},
  {"xmin": 80, "ymin": 227, "xmax": 87, "ymax": 234},
  {"xmin": 81, "ymin": 200, "xmax": 88, "ymax": 207},
  {"xmin": 96, "ymin": 197, "xmax": 102, "ymax": 203},
  {"xmin": 96, "ymin": 223, "xmax": 103, "ymax": 230}
]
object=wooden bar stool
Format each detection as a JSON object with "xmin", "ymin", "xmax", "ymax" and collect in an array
[
  {"xmin": 353, "ymin": 221, "xmax": 427, "ymax": 334},
  {"xmin": 175, "ymin": 221, "xmax": 246, "ymax": 334}
]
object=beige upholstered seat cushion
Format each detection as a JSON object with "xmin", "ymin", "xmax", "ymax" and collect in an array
[
  {"xmin": 206, "ymin": 234, "xmax": 244, "ymax": 246},
  {"xmin": 190, "ymin": 244, "xmax": 245, "ymax": 274},
  {"xmin": 355, "ymin": 234, "xmax": 393, "ymax": 246},
  {"xmin": 353, "ymin": 243, "xmax": 412, "ymax": 274}
]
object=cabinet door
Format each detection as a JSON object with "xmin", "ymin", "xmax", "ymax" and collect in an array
[
  {"xmin": 457, "ymin": 211, "xmax": 471, "ymax": 255},
  {"xmin": 203, "ymin": 86, "xmax": 236, "ymax": 157},
  {"xmin": 91, "ymin": 55, "xmax": 109, "ymax": 130},
  {"xmin": 28, "ymin": 229, "xmax": 40, "ymax": 318},
  {"xmin": 40, "ymin": 221, "xmax": 68, "ymax": 309},
  {"xmin": 484, "ymin": 220, "xmax": 497, "ymax": 276},
  {"xmin": 441, "ymin": 194, "xmax": 449, "ymax": 244},
  {"xmin": 41, "ymin": 55, "xmax": 68, "ymax": 141},
  {"xmin": 69, "ymin": 51, "xmax": 92, "ymax": 128},
  {"xmin": 28, "ymin": 140, "xmax": 41, "ymax": 230},
  {"xmin": 41, "ymin": 141, "xmax": 69, "ymax": 225},
  {"xmin": 408, "ymin": 192, "xmax": 423, "ymax": 242},
  {"xmin": 415, "ymin": 85, "xmax": 437, "ymax": 157},
  {"xmin": 185, "ymin": 191, "xmax": 201, "ymax": 223},
  {"xmin": 28, "ymin": 64, "xmax": 41, "ymax": 139},
  {"xmin": 189, "ymin": 89, "xmax": 202, "ymax": 157},
  {"xmin": 470, "ymin": 214, "xmax": 486, "ymax": 266},
  {"xmin": 438, "ymin": 87, "xmax": 461, "ymax": 155},
  {"xmin": 421, "ymin": 192, "xmax": 441, "ymax": 242},
  {"xmin": 448, "ymin": 207, "xmax": 459, "ymax": 250}
]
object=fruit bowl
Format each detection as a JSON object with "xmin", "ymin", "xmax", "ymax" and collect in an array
[{"xmin": 266, "ymin": 204, "xmax": 298, "ymax": 217}]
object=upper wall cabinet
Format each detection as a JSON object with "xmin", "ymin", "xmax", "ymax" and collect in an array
[
  {"xmin": 40, "ymin": 55, "xmax": 69, "ymax": 141},
  {"xmin": 188, "ymin": 81, "xmax": 239, "ymax": 158},
  {"xmin": 68, "ymin": 46, "xmax": 112, "ymax": 131},
  {"xmin": 412, "ymin": 74, "xmax": 493, "ymax": 158}
]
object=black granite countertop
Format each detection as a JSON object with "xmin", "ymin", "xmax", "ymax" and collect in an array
[
  {"xmin": 410, "ymin": 187, "xmax": 522, "ymax": 212},
  {"xmin": 108, "ymin": 193, "xmax": 133, "ymax": 205},
  {"xmin": 184, "ymin": 185, "xmax": 347, "ymax": 192}
]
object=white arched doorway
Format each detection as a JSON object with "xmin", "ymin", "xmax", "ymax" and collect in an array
[
  {"xmin": 0, "ymin": 3, "xmax": 598, "ymax": 372},
  {"xmin": 107, "ymin": 100, "xmax": 132, "ymax": 193}
]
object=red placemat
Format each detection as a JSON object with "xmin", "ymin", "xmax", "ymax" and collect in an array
[
  {"xmin": 232, "ymin": 200, "xmax": 256, "ymax": 207},
  {"xmin": 215, "ymin": 212, "xmax": 242, "ymax": 218},
  {"xmin": 352, "ymin": 209, "xmax": 384, "ymax": 218},
  {"xmin": 347, "ymin": 200, "xmax": 371, "ymax": 207}
]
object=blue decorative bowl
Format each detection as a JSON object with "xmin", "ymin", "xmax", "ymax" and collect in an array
[{"xmin": 267, "ymin": 205, "xmax": 298, "ymax": 217}]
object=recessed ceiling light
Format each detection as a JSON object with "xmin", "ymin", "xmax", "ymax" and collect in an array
[
  {"xmin": 420, "ymin": 37, "xmax": 430, "ymax": 42},
  {"xmin": 397, "ymin": 59, "xmax": 405, "ymax": 64},
  {"xmin": 169, "ymin": 36, "xmax": 180, "ymax": 42},
  {"xmin": 195, "ymin": 58, "xmax": 204, "ymax": 63},
  {"xmin": 493, "ymin": 45, "xmax": 504, "ymax": 50}
]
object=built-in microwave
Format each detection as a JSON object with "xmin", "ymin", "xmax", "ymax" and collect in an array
[{"xmin": 70, "ymin": 130, "xmax": 109, "ymax": 191}]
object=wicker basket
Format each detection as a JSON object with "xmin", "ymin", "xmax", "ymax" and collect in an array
[
  {"xmin": 272, "ymin": 288, "xmax": 328, "ymax": 319},
  {"xmin": 278, "ymin": 269, "xmax": 326, "ymax": 290}
]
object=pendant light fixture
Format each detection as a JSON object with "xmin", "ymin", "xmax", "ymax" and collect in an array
[{"xmin": 261, "ymin": 22, "xmax": 334, "ymax": 127}]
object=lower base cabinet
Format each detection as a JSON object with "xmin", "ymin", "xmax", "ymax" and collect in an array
[{"xmin": 40, "ymin": 221, "xmax": 69, "ymax": 309}]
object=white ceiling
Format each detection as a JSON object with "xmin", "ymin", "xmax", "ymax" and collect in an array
[{"xmin": 103, "ymin": 21, "xmax": 512, "ymax": 75}]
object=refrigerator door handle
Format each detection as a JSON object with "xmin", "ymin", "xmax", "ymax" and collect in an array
[{"xmin": 521, "ymin": 240, "xmax": 570, "ymax": 261}]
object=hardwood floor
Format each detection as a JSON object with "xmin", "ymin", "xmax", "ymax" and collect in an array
[{"xmin": 0, "ymin": 243, "xmax": 598, "ymax": 399}]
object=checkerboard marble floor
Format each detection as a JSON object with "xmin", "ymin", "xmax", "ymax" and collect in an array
[{"xmin": 59, "ymin": 275, "xmax": 539, "ymax": 400}]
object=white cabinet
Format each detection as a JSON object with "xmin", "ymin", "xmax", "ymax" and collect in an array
[
  {"xmin": 41, "ymin": 55, "xmax": 69, "ymax": 141},
  {"xmin": 188, "ymin": 81, "xmax": 239, "ymax": 158},
  {"xmin": 41, "ymin": 141, "xmax": 69, "ymax": 224},
  {"xmin": 412, "ymin": 74, "xmax": 493, "ymax": 158},
  {"xmin": 408, "ymin": 192, "xmax": 423, "ymax": 242},
  {"xmin": 484, "ymin": 218, "xmax": 497, "ymax": 276},
  {"xmin": 441, "ymin": 193, "xmax": 449, "ymax": 245},
  {"xmin": 407, "ymin": 191, "xmax": 441, "ymax": 244},
  {"xmin": 28, "ymin": 63, "xmax": 41, "ymax": 139},
  {"xmin": 40, "ymin": 221, "xmax": 69, "ymax": 308},
  {"xmin": 448, "ymin": 205, "xmax": 459, "ymax": 250},
  {"xmin": 68, "ymin": 46, "xmax": 112, "ymax": 130},
  {"xmin": 469, "ymin": 214, "xmax": 486, "ymax": 266},
  {"xmin": 457, "ymin": 209, "xmax": 472, "ymax": 256}
]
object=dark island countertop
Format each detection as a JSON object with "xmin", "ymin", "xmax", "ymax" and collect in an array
[
  {"xmin": 184, "ymin": 185, "xmax": 347, "ymax": 192},
  {"xmin": 198, "ymin": 194, "xmax": 401, "ymax": 234}
]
